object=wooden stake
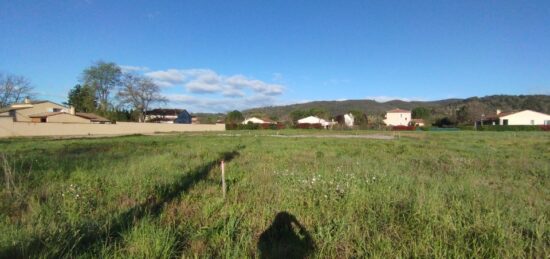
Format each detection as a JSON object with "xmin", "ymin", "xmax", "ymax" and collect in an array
[{"xmin": 221, "ymin": 160, "xmax": 226, "ymax": 199}]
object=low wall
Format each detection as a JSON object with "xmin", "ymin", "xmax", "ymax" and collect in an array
[{"xmin": 0, "ymin": 118, "xmax": 225, "ymax": 138}]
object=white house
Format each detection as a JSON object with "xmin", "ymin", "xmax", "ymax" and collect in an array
[
  {"xmin": 497, "ymin": 110, "xmax": 550, "ymax": 125},
  {"xmin": 383, "ymin": 109, "xmax": 411, "ymax": 126},
  {"xmin": 297, "ymin": 116, "xmax": 336, "ymax": 128},
  {"xmin": 343, "ymin": 113, "xmax": 354, "ymax": 127},
  {"xmin": 242, "ymin": 117, "xmax": 275, "ymax": 124}
]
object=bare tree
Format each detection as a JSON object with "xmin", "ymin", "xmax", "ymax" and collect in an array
[
  {"xmin": 117, "ymin": 73, "xmax": 167, "ymax": 122},
  {"xmin": 82, "ymin": 61, "xmax": 122, "ymax": 110},
  {"xmin": 0, "ymin": 72, "xmax": 34, "ymax": 108}
]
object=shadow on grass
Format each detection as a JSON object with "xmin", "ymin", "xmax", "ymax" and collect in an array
[
  {"xmin": 258, "ymin": 211, "xmax": 315, "ymax": 259},
  {"xmin": 1, "ymin": 148, "xmax": 242, "ymax": 258}
]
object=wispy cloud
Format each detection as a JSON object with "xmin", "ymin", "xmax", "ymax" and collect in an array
[
  {"xmin": 113, "ymin": 66, "xmax": 288, "ymax": 112},
  {"xmin": 145, "ymin": 68, "xmax": 284, "ymax": 96}
]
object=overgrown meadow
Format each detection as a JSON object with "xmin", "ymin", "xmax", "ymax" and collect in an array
[{"xmin": 0, "ymin": 131, "xmax": 548, "ymax": 258}]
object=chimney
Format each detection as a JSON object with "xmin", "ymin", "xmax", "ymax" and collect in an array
[
  {"xmin": 24, "ymin": 97, "xmax": 31, "ymax": 104},
  {"xmin": 69, "ymin": 106, "xmax": 75, "ymax": 115},
  {"xmin": 496, "ymin": 109, "xmax": 501, "ymax": 115}
]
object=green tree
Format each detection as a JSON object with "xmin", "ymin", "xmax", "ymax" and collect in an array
[
  {"xmin": 225, "ymin": 110, "xmax": 244, "ymax": 124},
  {"xmin": 290, "ymin": 110, "xmax": 307, "ymax": 123},
  {"xmin": 348, "ymin": 110, "xmax": 368, "ymax": 126},
  {"xmin": 66, "ymin": 84, "xmax": 96, "ymax": 112},
  {"xmin": 82, "ymin": 61, "xmax": 122, "ymax": 110},
  {"xmin": 412, "ymin": 107, "xmax": 431, "ymax": 119}
]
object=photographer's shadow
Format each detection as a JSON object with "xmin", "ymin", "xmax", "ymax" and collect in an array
[{"xmin": 258, "ymin": 211, "xmax": 315, "ymax": 259}]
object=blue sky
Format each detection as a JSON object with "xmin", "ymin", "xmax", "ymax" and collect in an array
[{"xmin": 1, "ymin": 0, "xmax": 549, "ymax": 112}]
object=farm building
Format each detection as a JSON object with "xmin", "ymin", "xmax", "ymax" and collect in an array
[
  {"xmin": 383, "ymin": 108, "xmax": 411, "ymax": 126},
  {"xmin": 0, "ymin": 99, "xmax": 110, "ymax": 124}
]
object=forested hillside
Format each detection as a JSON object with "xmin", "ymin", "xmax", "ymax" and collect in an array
[{"xmin": 243, "ymin": 95, "xmax": 550, "ymax": 125}]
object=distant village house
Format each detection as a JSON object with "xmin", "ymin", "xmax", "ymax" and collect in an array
[
  {"xmin": 482, "ymin": 109, "xmax": 550, "ymax": 126},
  {"xmin": 145, "ymin": 109, "xmax": 194, "ymax": 124},
  {"xmin": 383, "ymin": 108, "xmax": 411, "ymax": 126},
  {"xmin": 297, "ymin": 116, "xmax": 336, "ymax": 129}
]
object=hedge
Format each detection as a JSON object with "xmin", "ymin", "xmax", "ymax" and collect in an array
[
  {"xmin": 391, "ymin": 125, "xmax": 416, "ymax": 131},
  {"xmin": 476, "ymin": 125, "xmax": 547, "ymax": 131}
]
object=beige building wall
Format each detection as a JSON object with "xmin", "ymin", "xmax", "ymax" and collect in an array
[
  {"xmin": 47, "ymin": 114, "xmax": 91, "ymax": 123},
  {"xmin": 499, "ymin": 110, "xmax": 550, "ymax": 125},
  {"xmin": 0, "ymin": 118, "xmax": 225, "ymax": 138},
  {"xmin": 8, "ymin": 102, "xmax": 68, "ymax": 122},
  {"xmin": 384, "ymin": 112, "xmax": 411, "ymax": 126}
]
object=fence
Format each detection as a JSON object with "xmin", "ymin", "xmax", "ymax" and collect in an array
[{"xmin": 0, "ymin": 118, "xmax": 225, "ymax": 138}]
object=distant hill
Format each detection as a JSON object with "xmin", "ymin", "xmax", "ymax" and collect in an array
[{"xmin": 243, "ymin": 95, "xmax": 550, "ymax": 122}]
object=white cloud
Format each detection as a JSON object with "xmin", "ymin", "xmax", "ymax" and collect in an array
[
  {"xmin": 145, "ymin": 68, "xmax": 285, "ymax": 96},
  {"xmin": 145, "ymin": 69, "xmax": 189, "ymax": 87},
  {"xmin": 120, "ymin": 66, "xmax": 287, "ymax": 112},
  {"xmin": 225, "ymin": 75, "xmax": 284, "ymax": 95}
]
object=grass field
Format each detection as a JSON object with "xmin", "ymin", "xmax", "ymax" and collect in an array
[{"xmin": 0, "ymin": 131, "xmax": 548, "ymax": 258}]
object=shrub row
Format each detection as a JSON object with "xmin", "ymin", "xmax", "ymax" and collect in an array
[
  {"xmin": 476, "ymin": 125, "xmax": 548, "ymax": 131},
  {"xmin": 294, "ymin": 123, "xmax": 324, "ymax": 129}
]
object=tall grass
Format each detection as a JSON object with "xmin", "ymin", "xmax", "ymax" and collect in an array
[{"xmin": 0, "ymin": 132, "xmax": 548, "ymax": 257}]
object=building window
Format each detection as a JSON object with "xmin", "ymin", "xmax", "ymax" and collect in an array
[
  {"xmin": 530, "ymin": 120, "xmax": 534, "ymax": 125},
  {"xmin": 503, "ymin": 119, "xmax": 508, "ymax": 125},
  {"xmin": 53, "ymin": 108, "xmax": 62, "ymax": 112},
  {"xmin": 545, "ymin": 120, "xmax": 550, "ymax": 125},
  {"xmin": 40, "ymin": 117, "xmax": 47, "ymax": 123}
]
